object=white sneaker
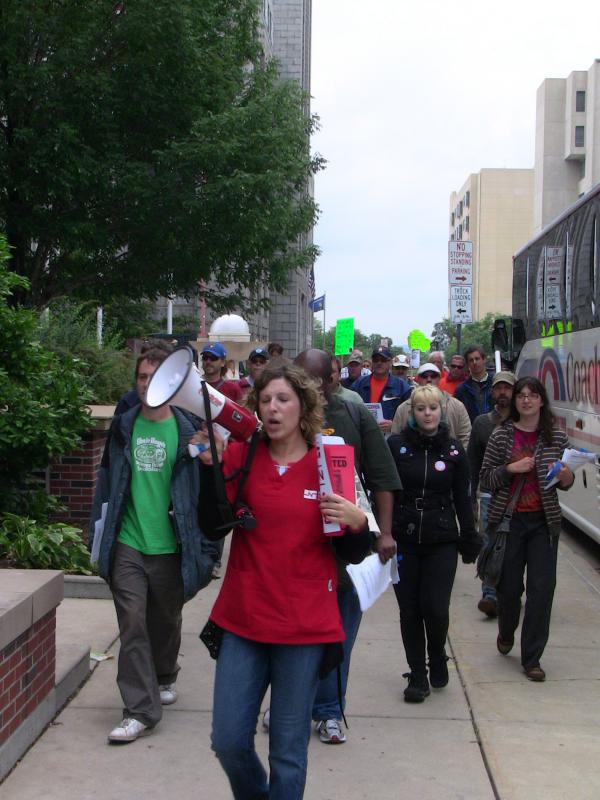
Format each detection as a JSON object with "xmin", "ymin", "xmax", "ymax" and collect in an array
[
  {"xmin": 261, "ymin": 708, "xmax": 270, "ymax": 732},
  {"xmin": 108, "ymin": 718, "xmax": 151, "ymax": 743},
  {"xmin": 159, "ymin": 684, "xmax": 178, "ymax": 705},
  {"xmin": 315, "ymin": 719, "xmax": 346, "ymax": 744}
]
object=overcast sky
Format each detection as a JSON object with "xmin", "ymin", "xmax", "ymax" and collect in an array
[{"xmin": 310, "ymin": 0, "xmax": 600, "ymax": 348}]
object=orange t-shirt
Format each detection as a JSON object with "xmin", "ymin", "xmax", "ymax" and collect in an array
[{"xmin": 369, "ymin": 375, "xmax": 388, "ymax": 403}]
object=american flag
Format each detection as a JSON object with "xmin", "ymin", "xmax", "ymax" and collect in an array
[{"xmin": 308, "ymin": 265, "xmax": 315, "ymax": 299}]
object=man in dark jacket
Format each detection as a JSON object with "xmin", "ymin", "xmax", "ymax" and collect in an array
[
  {"xmin": 454, "ymin": 345, "xmax": 493, "ymax": 422},
  {"xmin": 467, "ymin": 371, "xmax": 515, "ymax": 618},
  {"xmin": 295, "ymin": 349, "xmax": 400, "ymax": 744},
  {"xmin": 90, "ymin": 348, "xmax": 216, "ymax": 744},
  {"xmin": 351, "ymin": 346, "xmax": 412, "ymax": 433}
]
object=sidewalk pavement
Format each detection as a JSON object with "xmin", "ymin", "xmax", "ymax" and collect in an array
[{"xmin": 2, "ymin": 532, "xmax": 600, "ymax": 799}]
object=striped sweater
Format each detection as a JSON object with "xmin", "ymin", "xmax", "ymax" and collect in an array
[{"xmin": 479, "ymin": 420, "xmax": 572, "ymax": 536}]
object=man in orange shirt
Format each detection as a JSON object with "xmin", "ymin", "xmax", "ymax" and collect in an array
[
  {"xmin": 439, "ymin": 354, "xmax": 467, "ymax": 396},
  {"xmin": 351, "ymin": 346, "xmax": 412, "ymax": 433}
]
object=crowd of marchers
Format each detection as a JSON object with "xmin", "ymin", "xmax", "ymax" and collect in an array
[{"xmin": 89, "ymin": 337, "xmax": 574, "ymax": 800}]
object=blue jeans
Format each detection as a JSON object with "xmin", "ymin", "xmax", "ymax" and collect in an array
[
  {"xmin": 312, "ymin": 587, "xmax": 362, "ymax": 720},
  {"xmin": 479, "ymin": 494, "xmax": 497, "ymax": 601},
  {"xmin": 212, "ymin": 631, "xmax": 325, "ymax": 800}
]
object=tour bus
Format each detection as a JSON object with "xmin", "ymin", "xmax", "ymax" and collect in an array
[{"xmin": 492, "ymin": 182, "xmax": 600, "ymax": 542}]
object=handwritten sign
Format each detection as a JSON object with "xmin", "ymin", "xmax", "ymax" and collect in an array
[{"xmin": 334, "ymin": 318, "xmax": 355, "ymax": 356}]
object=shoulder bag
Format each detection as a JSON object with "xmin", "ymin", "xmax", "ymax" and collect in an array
[{"xmin": 476, "ymin": 475, "xmax": 526, "ymax": 588}]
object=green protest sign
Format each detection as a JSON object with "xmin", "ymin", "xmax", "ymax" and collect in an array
[
  {"xmin": 407, "ymin": 329, "xmax": 431, "ymax": 352},
  {"xmin": 334, "ymin": 318, "xmax": 355, "ymax": 356}
]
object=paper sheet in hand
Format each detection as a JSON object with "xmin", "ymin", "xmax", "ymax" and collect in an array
[
  {"xmin": 346, "ymin": 553, "xmax": 399, "ymax": 612},
  {"xmin": 364, "ymin": 403, "xmax": 384, "ymax": 423},
  {"xmin": 90, "ymin": 502, "xmax": 108, "ymax": 566},
  {"xmin": 544, "ymin": 448, "xmax": 598, "ymax": 488}
]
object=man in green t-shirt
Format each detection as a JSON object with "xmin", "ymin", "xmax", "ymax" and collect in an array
[{"xmin": 91, "ymin": 347, "xmax": 216, "ymax": 744}]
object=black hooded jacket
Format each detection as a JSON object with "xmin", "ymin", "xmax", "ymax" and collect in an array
[{"xmin": 387, "ymin": 424, "xmax": 477, "ymax": 549}]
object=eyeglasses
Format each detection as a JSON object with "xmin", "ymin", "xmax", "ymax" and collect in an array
[
  {"xmin": 516, "ymin": 392, "xmax": 540, "ymax": 401},
  {"xmin": 420, "ymin": 372, "xmax": 438, "ymax": 379},
  {"xmin": 250, "ymin": 358, "xmax": 267, "ymax": 365},
  {"xmin": 449, "ymin": 363, "xmax": 463, "ymax": 369},
  {"xmin": 372, "ymin": 356, "xmax": 389, "ymax": 363},
  {"xmin": 201, "ymin": 354, "xmax": 219, "ymax": 362}
]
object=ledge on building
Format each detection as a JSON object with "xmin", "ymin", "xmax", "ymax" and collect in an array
[{"xmin": 0, "ymin": 570, "xmax": 90, "ymax": 781}]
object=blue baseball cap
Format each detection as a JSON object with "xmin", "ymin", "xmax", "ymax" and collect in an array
[{"xmin": 202, "ymin": 342, "xmax": 227, "ymax": 359}]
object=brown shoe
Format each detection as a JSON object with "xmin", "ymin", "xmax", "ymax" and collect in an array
[
  {"xmin": 524, "ymin": 665, "xmax": 546, "ymax": 682},
  {"xmin": 496, "ymin": 635, "xmax": 514, "ymax": 655},
  {"xmin": 478, "ymin": 597, "xmax": 498, "ymax": 618}
]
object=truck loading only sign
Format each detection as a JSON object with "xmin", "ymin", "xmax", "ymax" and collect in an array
[{"xmin": 448, "ymin": 241, "xmax": 473, "ymax": 324}]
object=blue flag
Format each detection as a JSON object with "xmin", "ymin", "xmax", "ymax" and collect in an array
[{"xmin": 309, "ymin": 294, "xmax": 325, "ymax": 312}]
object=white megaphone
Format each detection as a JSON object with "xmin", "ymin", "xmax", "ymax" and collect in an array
[{"xmin": 145, "ymin": 347, "xmax": 258, "ymax": 447}]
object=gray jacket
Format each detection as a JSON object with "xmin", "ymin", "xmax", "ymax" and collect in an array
[{"xmin": 89, "ymin": 405, "xmax": 216, "ymax": 600}]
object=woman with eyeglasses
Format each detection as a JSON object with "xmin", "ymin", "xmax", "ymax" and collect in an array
[{"xmin": 479, "ymin": 376, "xmax": 574, "ymax": 681}]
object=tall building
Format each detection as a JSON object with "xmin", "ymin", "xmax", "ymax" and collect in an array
[
  {"xmin": 266, "ymin": 0, "xmax": 314, "ymax": 356},
  {"xmin": 534, "ymin": 58, "xmax": 600, "ymax": 232},
  {"xmin": 448, "ymin": 169, "xmax": 534, "ymax": 320},
  {"xmin": 158, "ymin": 0, "xmax": 315, "ymax": 356}
]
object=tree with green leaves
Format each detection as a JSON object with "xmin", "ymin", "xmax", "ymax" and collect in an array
[
  {"xmin": 0, "ymin": 0, "xmax": 322, "ymax": 311},
  {"xmin": 430, "ymin": 313, "xmax": 504, "ymax": 359},
  {"xmin": 313, "ymin": 320, "xmax": 407, "ymax": 358},
  {"xmin": 0, "ymin": 235, "xmax": 92, "ymax": 514}
]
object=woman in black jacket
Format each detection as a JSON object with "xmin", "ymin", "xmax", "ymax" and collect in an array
[{"xmin": 388, "ymin": 386, "xmax": 480, "ymax": 702}]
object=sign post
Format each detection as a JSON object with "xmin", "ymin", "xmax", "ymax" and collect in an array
[{"xmin": 448, "ymin": 242, "xmax": 473, "ymax": 352}]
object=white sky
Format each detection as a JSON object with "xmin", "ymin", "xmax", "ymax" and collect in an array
[{"xmin": 310, "ymin": 0, "xmax": 600, "ymax": 348}]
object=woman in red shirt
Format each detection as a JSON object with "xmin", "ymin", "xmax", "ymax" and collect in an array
[{"xmin": 193, "ymin": 362, "xmax": 370, "ymax": 800}]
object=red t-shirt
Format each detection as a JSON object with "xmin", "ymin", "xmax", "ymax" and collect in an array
[
  {"xmin": 209, "ymin": 441, "xmax": 344, "ymax": 644},
  {"xmin": 211, "ymin": 379, "xmax": 244, "ymax": 404},
  {"xmin": 509, "ymin": 428, "xmax": 542, "ymax": 512}
]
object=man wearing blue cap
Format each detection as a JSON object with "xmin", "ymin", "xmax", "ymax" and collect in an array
[
  {"xmin": 351, "ymin": 346, "xmax": 412, "ymax": 433},
  {"xmin": 239, "ymin": 347, "xmax": 269, "ymax": 397},
  {"xmin": 201, "ymin": 342, "xmax": 244, "ymax": 403}
]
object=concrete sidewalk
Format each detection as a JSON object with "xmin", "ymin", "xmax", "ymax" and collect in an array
[{"xmin": 2, "ymin": 532, "xmax": 600, "ymax": 799}]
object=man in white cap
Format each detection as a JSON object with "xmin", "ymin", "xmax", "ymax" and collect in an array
[
  {"xmin": 391, "ymin": 353, "xmax": 411, "ymax": 380},
  {"xmin": 390, "ymin": 362, "xmax": 471, "ymax": 448}
]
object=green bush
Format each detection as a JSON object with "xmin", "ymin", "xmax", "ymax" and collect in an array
[
  {"xmin": 39, "ymin": 300, "xmax": 135, "ymax": 403},
  {"xmin": 0, "ymin": 512, "xmax": 93, "ymax": 574},
  {"xmin": 0, "ymin": 236, "xmax": 93, "ymax": 508}
]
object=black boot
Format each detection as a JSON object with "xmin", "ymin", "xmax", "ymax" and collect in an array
[
  {"xmin": 428, "ymin": 654, "xmax": 449, "ymax": 688},
  {"xmin": 403, "ymin": 672, "xmax": 430, "ymax": 703}
]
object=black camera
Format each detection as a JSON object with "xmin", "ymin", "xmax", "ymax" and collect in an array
[{"xmin": 234, "ymin": 505, "xmax": 257, "ymax": 531}]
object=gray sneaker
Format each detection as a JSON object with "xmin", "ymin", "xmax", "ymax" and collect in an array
[{"xmin": 315, "ymin": 719, "xmax": 346, "ymax": 744}]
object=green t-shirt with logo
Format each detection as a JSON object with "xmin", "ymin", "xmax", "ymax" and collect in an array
[{"xmin": 118, "ymin": 414, "xmax": 179, "ymax": 554}]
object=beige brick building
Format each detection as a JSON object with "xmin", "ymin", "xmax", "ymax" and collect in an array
[
  {"xmin": 448, "ymin": 169, "xmax": 534, "ymax": 320},
  {"xmin": 534, "ymin": 58, "xmax": 600, "ymax": 233}
]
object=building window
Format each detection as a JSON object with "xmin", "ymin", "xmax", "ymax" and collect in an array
[
  {"xmin": 465, "ymin": 215, "xmax": 470, "ymax": 232},
  {"xmin": 576, "ymin": 91, "xmax": 586, "ymax": 113},
  {"xmin": 465, "ymin": 190, "xmax": 470, "ymax": 207},
  {"xmin": 575, "ymin": 126, "xmax": 585, "ymax": 147},
  {"xmin": 458, "ymin": 201, "xmax": 463, "ymax": 217},
  {"xmin": 451, "ymin": 212, "xmax": 455, "ymax": 226},
  {"xmin": 457, "ymin": 224, "xmax": 462, "ymax": 240}
]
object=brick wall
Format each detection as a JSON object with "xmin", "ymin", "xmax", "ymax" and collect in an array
[
  {"xmin": 50, "ymin": 417, "xmax": 111, "ymax": 537},
  {"xmin": 0, "ymin": 611, "xmax": 56, "ymax": 747}
]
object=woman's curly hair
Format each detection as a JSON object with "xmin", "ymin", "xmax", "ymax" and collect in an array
[{"xmin": 246, "ymin": 361, "xmax": 324, "ymax": 445}]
